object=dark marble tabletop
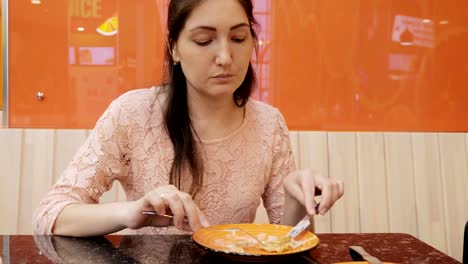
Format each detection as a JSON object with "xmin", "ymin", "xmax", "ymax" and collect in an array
[{"xmin": 0, "ymin": 233, "xmax": 460, "ymax": 264}]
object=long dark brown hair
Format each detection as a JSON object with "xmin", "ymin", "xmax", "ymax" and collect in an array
[{"xmin": 162, "ymin": 0, "xmax": 259, "ymax": 195}]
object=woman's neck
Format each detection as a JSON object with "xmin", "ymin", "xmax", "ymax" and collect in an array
[{"xmin": 187, "ymin": 90, "xmax": 245, "ymax": 141}]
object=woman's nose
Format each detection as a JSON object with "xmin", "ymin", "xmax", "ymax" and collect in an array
[{"xmin": 215, "ymin": 40, "xmax": 233, "ymax": 66}]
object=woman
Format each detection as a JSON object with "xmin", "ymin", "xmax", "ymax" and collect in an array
[{"xmin": 33, "ymin": 0, "xmax": 344, "ymax": 237}]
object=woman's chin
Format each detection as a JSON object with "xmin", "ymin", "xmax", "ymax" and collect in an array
[{"xmin": 205, "ymin": 85, "xmax": 239, "ymax": 99}]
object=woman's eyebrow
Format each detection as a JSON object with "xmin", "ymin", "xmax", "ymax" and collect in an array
[{"xmin": 189, "ymin": 22, "xmax": 250, "ymax": 32}]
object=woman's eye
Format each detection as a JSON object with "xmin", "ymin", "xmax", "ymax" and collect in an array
[
  {"xmin": 194, "ymin": 40, "xmax": 212, "ymax": 46},
  {"xmin": 232, "ymin": 38, "xmax": 246, "ymax": 43}
]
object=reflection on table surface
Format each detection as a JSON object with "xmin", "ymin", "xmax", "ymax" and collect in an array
[
  {"xmin": 33, "ymin": 235, "xmax": 314, "ymax": 264},
  {"xmin": 0, "ymin": 233, "xmax": 461, "ymax": 264}
]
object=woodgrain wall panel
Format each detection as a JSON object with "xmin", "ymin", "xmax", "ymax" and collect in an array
[
  {"xmin": 0, "ymin": 129, "xmax": 466, "ymax": 262},
  {"xmin": 289, "ymin": 131, "xmax": 300, "ymax": 169},
  {"xmin": 328, "ymin": 132, "xmax": 360, "ymax": 233},
  {"xmin": 0, "ymin": 129, "xmax": 23, "ymax": 234},
  {"xmin": 116, "ymin": 181, "xmax": 127, "ymax": 202},
  {"xmin": 411, "ymin": 133, "xmax": 447, "ymax": 252},
  {"xmin": 298, "ymin": 132, "xmax": 331, "ymax": 232},
  {"xmin": 356, "ymin": 133, "xmax": 389, "ymax": 232},
  {"xmin": 437, "ymin": 133, "xmax": 468, "ymax": 261},
  {"xmin": 18, "ymin": 130, "xmax": 55, "ymax": 234},
  {"xmin": 253, "ymin": 201, "xmax": 268, "ymax": 224},
  {"xmin": 466, "ymin": 133, "xmax": 468, "ymax": 173},
  {"xmin": 100, "ymin": 182, "xmax": 121, "ymax": 204},
  {"xmin": 384, "ymin": 133, "xmax": 418, "ymax": 236}
]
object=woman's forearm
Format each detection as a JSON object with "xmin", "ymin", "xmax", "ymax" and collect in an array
[{"xmin": 52, "ymin": 202, "xmax": 129, "ymax": 237}]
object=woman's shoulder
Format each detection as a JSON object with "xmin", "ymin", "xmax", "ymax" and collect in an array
[
  {"xmin": 246, "ymin": 99, "xmax": 289, "ymax": 137},
  {"xmin": 247, "ymin": 99, "xmax": 284, "ymax": 122},
  {"xmin": 115, "ymin": 86, "xmax": 167, "ymax": 111},
  {"xmin": 106, "ymin": 86, "xmax": 168, "ymax": 128}
]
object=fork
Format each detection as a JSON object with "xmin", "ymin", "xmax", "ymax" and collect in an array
[{"xmin": 141, "ymin": 211, "xmax": 189, "ymax": 222}]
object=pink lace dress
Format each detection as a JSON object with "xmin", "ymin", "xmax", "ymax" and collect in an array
[{"xmin": 33, "ymin": 87, "xmax": 296, "ymax": 235}]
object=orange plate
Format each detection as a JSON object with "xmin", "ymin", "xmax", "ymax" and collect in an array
[{"xmin": 192, "ymin": 223, "xmax": 319, "ymax": 260}]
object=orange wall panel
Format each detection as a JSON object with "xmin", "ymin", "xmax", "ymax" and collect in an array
[
  {"xmin": 7, "ymin": 0, "xmax": 468, "ymax": 131},
  {"xmin": 9, "ymin": 0, "xmax": 164, "ymax": 128},
  {"xmin": 270, "ymin": 0, "xmax": 468, "ymax": 131}
]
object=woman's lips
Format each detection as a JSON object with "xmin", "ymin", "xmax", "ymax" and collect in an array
[{"xmin": 212, "ymin": 74, "xmax": 235, "ymax": 82}]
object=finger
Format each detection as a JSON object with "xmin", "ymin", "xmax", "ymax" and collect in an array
[
  {"xmin": 166, "ymin": 184, "xmax": 179, "ymax": 191},
  {"xmin": 330, "ymin": 181, "xmax": 341, "ymax": 204},
  {"xmin": 178, "ymin": 192, "xmax": 203, "ymax": 231},
  {"xmin": 338, "ymin": 180, "xmax": 344, "ymax": 198},
  {"xmin": 300, "ymin": 170, "xmax": 317, "ymax": 215},
  {"xmin": 180, "ymin": 221, "xmax": 192, "ymax": 231},
  {"xmin": 136, "ymin": 195, "xmax": 171, "ymax": 227},
  {"xmin": 163, "ymin": 192, "xmax": 185, "ymax": 229},
  {"xmin": 330, "ymin": 180, "xmax": 344, "ymax": 210},
  {"xmin": 197, "ymin": 207, "xmax": 211, "ymax": 227},
  {"xmin": 145, "ymin": 192, "xmax": 166, "ymax": 216},
  {"xmin": 285, "ymin": 176, "xmax": 307, "ymax": 206},
  {"xmin": 320, "ymin": 183, "xmax": 335, "ymax": 215}
]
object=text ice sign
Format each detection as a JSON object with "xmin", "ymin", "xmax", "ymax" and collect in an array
[{"xmin": 392, "ymin": 15, "xmax": 435, "ymax": 48}]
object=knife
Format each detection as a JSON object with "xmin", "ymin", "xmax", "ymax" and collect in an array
[
  {"xmin": 349, "ymin": 246, "xmax": 383, "ymax": 264},
  {"xmin": 287, "ymin": 203, "xmax": 320, "ymax": 238}
]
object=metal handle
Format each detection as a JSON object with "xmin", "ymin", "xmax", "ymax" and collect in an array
[{"xmin": 36, "ymin": 91, "xmax": 44, "ymax": 100}]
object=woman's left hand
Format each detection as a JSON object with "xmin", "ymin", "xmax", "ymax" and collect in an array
[{"xmin": 283, "ymin": 169, "xmax": 344, "ymax": 216}]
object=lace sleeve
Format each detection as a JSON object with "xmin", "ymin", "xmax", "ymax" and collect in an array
[
  {"xmin": 33, "ymin": 99, "xmax": 131, "ymax": 234},
  {"xmin": 262, "ymin": 110, "xmax": 296, "ymax": 224}
]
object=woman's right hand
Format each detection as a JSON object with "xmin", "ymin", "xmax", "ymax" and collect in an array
[{"xmin": 121, "ymin": 185, "xmax": 210, "ymax": 232}]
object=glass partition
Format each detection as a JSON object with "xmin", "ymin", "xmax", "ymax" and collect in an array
[{"xmin": 5, "ymin": 0, "xmax": 468, "ymax": 131}]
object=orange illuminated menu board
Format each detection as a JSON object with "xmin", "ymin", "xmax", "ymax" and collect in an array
[{"xmin": 7, "ymin": 0, "xmax": 468, "ymax": 131}]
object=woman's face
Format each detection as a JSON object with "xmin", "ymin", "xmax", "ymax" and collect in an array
[{"xmin": 173, "ymin": 0, "xmax": 254, "ymax": 100}]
